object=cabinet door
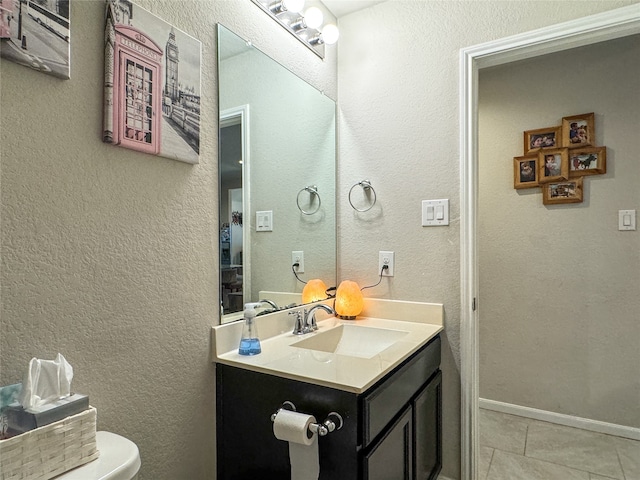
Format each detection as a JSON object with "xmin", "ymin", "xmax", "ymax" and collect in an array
[
  {"xmin": 414, "ymin": 370, "xmax": 442, "ymax": 480},
  {"xmin": 363, "ymin": 406, "xmax": 413, "ymax": 480}
]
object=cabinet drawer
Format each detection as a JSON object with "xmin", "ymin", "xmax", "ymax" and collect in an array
[{"xmin": 362, "ymin": 335, "xmax": 441, "ymax": 446}]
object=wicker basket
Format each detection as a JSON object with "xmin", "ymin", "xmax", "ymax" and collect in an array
[{"xmin": 0, "ymin": 407, "xmax": 98, "ymax": 480}]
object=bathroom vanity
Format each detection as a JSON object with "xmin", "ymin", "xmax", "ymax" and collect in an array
[
  {"xmin": 216, "ymin": 335, "xmax": 441, "ymax": 479},
  {"xmin": 212, "ymin": 300, "xmax": 443, "ymax": 480}
]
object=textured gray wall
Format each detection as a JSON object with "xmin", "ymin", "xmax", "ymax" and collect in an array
[
  {"xmin": 2, "ymin": 1, "xmax": 638, "ymax": 480},
  {"xmin": 0, "ymin": 1, "xmax": 335, "ymax": 479},
  {"xmin": 478, "ymin": 35, "xmax": 640, "ymax": 428},
  {"xmin": 336, "ymin": 2, "xmax": 638, "ymax": 478}
]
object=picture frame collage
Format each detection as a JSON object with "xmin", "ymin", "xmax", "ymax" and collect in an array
[{"xmin": 514, "ymin": 113, "xmax": 607, "ymax": 205}]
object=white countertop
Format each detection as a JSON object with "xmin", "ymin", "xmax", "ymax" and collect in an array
[{"xmin": 211, "ymin": 299, "xmax": 443, "ymax": 394}]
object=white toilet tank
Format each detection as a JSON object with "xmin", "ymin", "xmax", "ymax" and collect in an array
[{"xmin": 56, "ymin": 431, "xmax": 141, "ymax": 480}]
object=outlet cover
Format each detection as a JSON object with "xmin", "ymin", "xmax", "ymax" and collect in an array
[
  {"xmin": 292, "ymin": 251, "xmax": 304, "ymax": 273},
  {"xmin": 379, "ymin": 251, "xmax": 394, "ymax": 276}
]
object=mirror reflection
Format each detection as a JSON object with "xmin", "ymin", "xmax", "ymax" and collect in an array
[{"xmin": 218, "ymin": 24, "xmax": 336, "ymax": 323}]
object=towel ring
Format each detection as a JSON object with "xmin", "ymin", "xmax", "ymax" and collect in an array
[
  {"xmin": 348, "ymin": 180, "xmax": 377, "ymax": 212},
  {"xmin": 297, "ymin": 185, "xmax": 321, "ymax": 215}
]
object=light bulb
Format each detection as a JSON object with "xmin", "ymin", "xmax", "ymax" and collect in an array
[
  {"xmin": 282, "ymin": 0, "xmax": 305, "ymax": 13},
  {"xmin": 321, "ymin": 24, "xmax": 339, "ymax": 45},
  {"xmin": 304, "ymin": 7, "xmax": 323, "ymax": 29}
]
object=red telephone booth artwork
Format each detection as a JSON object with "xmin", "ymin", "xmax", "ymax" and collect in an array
[
  {"xmin": 112, "ymin": 25, "xmax": 162, "ymax": 155},
  {"xmin": 103, "ymin": 1, "xmax": 201, "ymax": 164}
]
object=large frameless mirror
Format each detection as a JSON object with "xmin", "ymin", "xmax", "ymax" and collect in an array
[{"xmin": 217, "ymin": 24, "xmax": 336, "ymax": 323}]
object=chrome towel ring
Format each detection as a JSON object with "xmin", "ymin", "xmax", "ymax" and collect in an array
[
  {"xmin": 296, "ymin": 185, "xmax": 321, "ymax": 215},
  {"xmin": 348, "ymin": 180, "xmax": 377, "ymax": 212}
]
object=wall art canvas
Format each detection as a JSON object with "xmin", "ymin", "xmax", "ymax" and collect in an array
[
  {"xmin": 0, "ymin": 0, "xmax": 70, "ymax": 79},
  {"xmin": 103, "ymin": 0, "xmax": 201, "ymax": 164}
]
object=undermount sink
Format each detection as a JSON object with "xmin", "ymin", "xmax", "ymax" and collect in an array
[{"xmin": 291, "ymin": 324, "xmax": 409, "ymax": 359}]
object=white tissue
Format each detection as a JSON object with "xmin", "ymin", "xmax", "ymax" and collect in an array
[{"xmin": 20, "ymin": 353, "xmax": 73, "ymax": 409}]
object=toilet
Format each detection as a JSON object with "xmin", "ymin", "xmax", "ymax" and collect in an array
[{"xmin": 56, "ymin": 431, "xmax": 141, "ymax": 480}]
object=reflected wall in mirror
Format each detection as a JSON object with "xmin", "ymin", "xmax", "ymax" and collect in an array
[{"xmin": 218, "ymin": 24, "xmax": 336, "ymax": 323}]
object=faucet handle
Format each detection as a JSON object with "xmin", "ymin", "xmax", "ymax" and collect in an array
[{"xmin": 289, "ymin": 310, "xmax": 306, "ymax": 335}]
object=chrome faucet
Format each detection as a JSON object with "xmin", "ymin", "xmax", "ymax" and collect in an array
[
  {"xmin": 304, "ymin": 304, "xmax": 335, "ymax": 332},
  {"xmin": 259, "ymin": 299, "xmax": 279, "ymax": 310}
]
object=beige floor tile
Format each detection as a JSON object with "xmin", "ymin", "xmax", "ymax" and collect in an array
[
  {"xmin": 479, "ymin": 409, "xmax": 529, "ymax": 454},
  {"xmin": 479, "ymin": 446, "xmax": 494, "ymax": 480},
  {"xmin": 589, "ymin": 475, "xmax": 618, "ymax": 480},
  {"xmin": 487, "ymin": 449, "xmax": 589, "ymax": 480},
  {"xmin": 613, "ymin": 436, "xmax": 640, "ymax": 480},
  {"xmin": 525, "ymin": 421, "xmax": 625, "ymax": 479}
]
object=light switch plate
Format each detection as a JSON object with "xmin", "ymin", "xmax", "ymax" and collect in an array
[
  {"xmin": 256, "ymin": 210, "xmax": 273, "ymax": 232},
  {"xmin": 618, "ymin": 209, "xmax": 636, "ymax": 231},
  {"xmin": 422, "ymin": 199, "xmax": 449, "ymax": 226}
]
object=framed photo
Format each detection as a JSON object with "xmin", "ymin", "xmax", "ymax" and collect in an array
[
  {"xmin": 542, "ymin": 177, "xmax": 584, "ymax": 205},
  {"xmin": 562, "ymin": 112, "xmax": 594, "ymax": 148},
  {"xmin": 569, "ymin": 146, "xmax": 606, "ymax": 177},
  {"xmin": 524, "ymin": 126, "xmax": 562, "ymax": 154},
  {"xmin": 513, "ymin": 155, "xmax": 539, "ymax": 189},
  {"xmin": 538, "ymin": 148, "xmax": 569, "ymax": 184}
]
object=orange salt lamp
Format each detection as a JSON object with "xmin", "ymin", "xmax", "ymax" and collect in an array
[
  {"xmin": 302, "ymin": 279, "xmax": 328, "ymax": 304},
  {"xmin": 334, "ymin": 280, "xmax": 364, "ymax": 319}
]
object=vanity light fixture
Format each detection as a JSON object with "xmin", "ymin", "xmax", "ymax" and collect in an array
[
  {"xmin": 334, "ymin": 280, "xmax": 364, "ymax": 320},
  {"xmin": 302, "ymin": 278, "xmax": 328, "ymax": 303},
  {"xmin": 251, "ymin": 0, "xmax": 339, "ymax": 59}
]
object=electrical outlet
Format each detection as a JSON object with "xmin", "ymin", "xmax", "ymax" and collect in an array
[
  {"xmin": 378, "ymin": 251, "xmax": 394, "ymax": 277},
  {"xmin": 292, "ymin": 251, "xmax": 304, "ymax": 273}
]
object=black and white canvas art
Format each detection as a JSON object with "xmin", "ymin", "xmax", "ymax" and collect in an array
[{"xmin": 0, "ymin": 0, "xmax": 70, "ymax": 79}]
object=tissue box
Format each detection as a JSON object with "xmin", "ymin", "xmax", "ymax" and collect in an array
[
  {"xmin": 0, "ymin": 406, "xmax": 98, "ymax": 480},
  {"xmin": 4, "ymin": 394, "xmax": 89, "ymax": 435}
]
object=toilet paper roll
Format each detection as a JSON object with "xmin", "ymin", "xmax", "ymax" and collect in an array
[{"xmin": 273, "ymin": 409, "xmax": 319, "ymax": 480}]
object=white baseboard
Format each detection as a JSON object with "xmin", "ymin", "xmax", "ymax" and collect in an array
[{"xmin": 479, "ymin": 398, "xmax": 640, "ymax": 441}]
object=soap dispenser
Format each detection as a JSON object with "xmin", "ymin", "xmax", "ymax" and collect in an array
[{"xmin": 238, "ymin": 302, "xmax": 262, "ymax": 356}]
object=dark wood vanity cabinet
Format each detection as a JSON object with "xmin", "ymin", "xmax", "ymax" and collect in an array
[{"xmin": 216, "ymin": 334, "xmax": 441, "ymax": 480}]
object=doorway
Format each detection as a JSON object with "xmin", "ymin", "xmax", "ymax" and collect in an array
[
  {"xmin": 477, "ymin": 35, "xmax": 640, "ymax": 479},
  {"xmin": 220, "ymin": 105, "xmax": 251, "ymax": 318},
  {"xmin": 459, "ymin": 5, "xmax": 640, "ymax": 480}
]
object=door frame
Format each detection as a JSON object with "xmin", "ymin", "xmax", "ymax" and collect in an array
[
  {"xmin": 221, "ymin": 105, "xmax": 251, "ymax": 320},
  {"xmin": 458, "ymin": 5, "xmax": 640, "ymax": 479}
]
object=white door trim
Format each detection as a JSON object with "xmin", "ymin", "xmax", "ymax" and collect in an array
[
  {"xmin": 221, "ymin": 105, "xmax": 251, "ymax": 319},
  {"xmin": 459, "ymin": 5, "xmax": 640, "ymax": 479}
]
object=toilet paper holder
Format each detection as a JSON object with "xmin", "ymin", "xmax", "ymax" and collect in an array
[{"xmin": 270, "ymin": 401, "xmax": 344, "ymax": 437}]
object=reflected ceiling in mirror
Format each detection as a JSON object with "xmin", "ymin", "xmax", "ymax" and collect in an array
[{"xmin": 217, "ymin": 24, "xmax": 337, "ymax": 323}]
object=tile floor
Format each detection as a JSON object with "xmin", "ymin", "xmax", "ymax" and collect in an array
[{"xmin": 479, "ymin": 408, "xmax": 640, "ymax": 480}]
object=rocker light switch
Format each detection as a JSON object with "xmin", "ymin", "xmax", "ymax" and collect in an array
[
  {"xmin": 618, "ymin": 210, "xmax": 636, "ymax": 231},
  {"xmin": 422, "ymin": 199, "xmax": 449, "ymax": 226},
  {"xmin": 256, "ymin": 210, "xmax": 273, "ymax": 232}
]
